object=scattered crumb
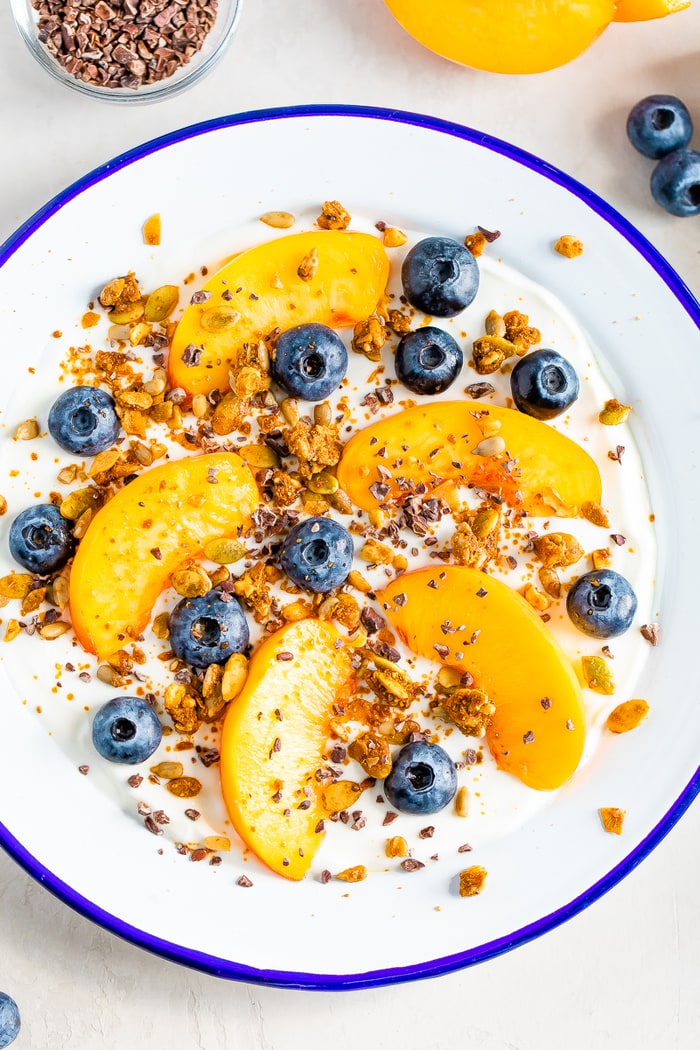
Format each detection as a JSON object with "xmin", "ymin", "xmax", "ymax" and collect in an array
[
  {"xmin": 554, "ymin": 235, "xmax": 584, "ymax": 258},
  {"xmin": 599, "ymin": 807, "xmax": 626, "ymax": 835},
  {"xmin": 459, "ymin": 865, "xmax": 488, "ymax": 897}
]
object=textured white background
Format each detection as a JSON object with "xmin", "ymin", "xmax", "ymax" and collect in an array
[{"xmin": 1, "ymin": 1, "xmax": 700, "ymax": 1046}]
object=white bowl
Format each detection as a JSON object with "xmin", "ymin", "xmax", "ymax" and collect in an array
[{"xmin": 0, "ymin": 106, "xmax": 698, "ymax": 988}]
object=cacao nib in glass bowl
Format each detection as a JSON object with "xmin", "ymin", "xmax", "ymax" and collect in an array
[{"xmin": 10, "ymin": 0, "xmax": 243, "ymax": 103}]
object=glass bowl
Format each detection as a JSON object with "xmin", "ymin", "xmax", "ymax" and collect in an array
[{"xmin": 10, "ymin": 0, "xmax": 242, "ymax": 104}]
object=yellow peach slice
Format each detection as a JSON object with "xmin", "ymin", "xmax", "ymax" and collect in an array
[
  {"xmin": 379, "ymin": 566, "xmax": 585, "ymax": 790},
  {"xmin": 613, "ymin": 0, "xmax": 689, "ymax": 20},
  {"xmin": 220, "ymin": 619, "xmax": 353, "ymax": 880},
  {"xmin": 169, "ymin": 231, "xmax": 390, "ymax": 398},
  {"xmin": 336, "ymin": 401, "xmax": 602, "ymax": 516},
  {"xmin": 69, "ymin": 453, "xmax": 258, "ymax": 661}
]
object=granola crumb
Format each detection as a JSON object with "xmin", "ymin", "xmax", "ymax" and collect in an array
[
  {"xmin": 599, "ymin": 807, "xmax": 626, "ymax": 834},
  {"xmin": 143, "ymin": 214, "xmax": 161, "ymax": 246},
  {"xmin": 316, "ymin": 200, "xmax": 351, "ymax": 231},
  {"xmin": 383, "ymin": 226, "xmax": 407, "ymax": 248},
  {"xmin": 599, "ymin": 398, "xmax": 632, "ymax": 425},
  {"xmin": 533, "ymin": 532, "xmax": 584, "ymax": 569},
  {"xmin": 385, "ymin": 835, "xmax": 408, "ymax": 858},
  {"xmin": 458, "ymin": 865, "xmax": 488, "ymax": 896},
  {"xmin": 554, "ymin": 235, "xmax": 584, "ymax": 258},
  {"xmin": 335, "ymin": 864, "xmax": 367, "ymax": 883},
  {"xmin": 464, "ymin": 231, "xmax": 487, "ymax": 258},
  {"xmin": 297, "ymin": 248, "xmax": 319, "ymax": 282}
]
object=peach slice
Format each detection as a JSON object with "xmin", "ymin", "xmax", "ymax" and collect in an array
[
  {"xmin": 613, "ymin": 0, "xmax": 689, "ymax": 19},
  {"xmin": 220, "ymin": 618, "xmax": 353, "ymax": 880},
  {"xmin": 336, "ymin": 401, "xmax": 602, "ymax": 516},
  {"xmin": 379, "ymin": 566, "xmax": 585, "ymax": 790},
  {"xmin": 169, "ymin": 231, "xmax": 390, "ymax": 398},
  {"xmin": 69, "ymin": 453, "xmax": 258, "ymax": 661}
]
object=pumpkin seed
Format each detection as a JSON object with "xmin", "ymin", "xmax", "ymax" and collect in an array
[
  {"xmin": 166, "ymin": 777, "xmax": 202, "ymax": 799},
  {"xmin": 144, "ymin": 285, "xmax": 179, "ymax": 322},
  {"xmin": 606, "ymin": 698, "xmax": 650, "ymax": 733},
  {"xmin": 470, "ymin": 506, "xmax": 500, "ymax": 539},
  {"xmin": 471, "ymin": 435, "xmax": 506, "ymax": 457},
  {"xmin": 306, "ymin": 471, "xmax": 339, "ymax": 495},
  {"xmin": 201, "ymin": 306, "xmax": 241, "ymax": 333},
  {"xmin": 313, "ymin": 401, "xmax": 332, "ymax": 426},
  {"xmin": 203, "ymin": 537, "xmax": 247, "ymax": 564},
  {"xmin": 239, "ymin": 443, "xmax": 279, "ymax": 469},
  {"xmin": 108, "ymin": 299, "xmax": 145, "ymax": 325},
  {"xmin": 582, "ymin": 655, "xmax": 615, "ymax": 695},
  {"xmin": 150, "ymin": 761, "xmax": 184, "ymax": 779},
  {"xmin": 328, "ymin": 488, "xmax": 353, "ymax": 515},
  {"xmin": 38, "ymin": 620, "xmax": 70, "ymax": 640},
  {"xmin": 260, "ymin": 210, "xmax": 295, "ymax": 229}
]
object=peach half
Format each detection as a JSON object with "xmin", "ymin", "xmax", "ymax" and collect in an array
[
  {"xmin": 336, "ymin": 400, "xmax": 602, "ymax": 516},
  {"xmin": 169, "ymin": 231, "xmax": 390, "ymax": 398},
  {"xmin": 69, "ymin": 452, "xmax": 258, "ymax": 661},
  {"xmin": 220, "ymin": 618, "xmax": 353, "ymax": 880},
  {"xmin": 379, "ymin": 566, "xmax": 586, "ymax": 790}
]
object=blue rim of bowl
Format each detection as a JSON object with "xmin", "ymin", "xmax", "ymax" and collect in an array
[{"xmin": 1, "ymin": 103, "xmax": 699, "ymax": 990}]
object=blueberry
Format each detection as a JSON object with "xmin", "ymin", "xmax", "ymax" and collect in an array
[
  {"xmin": 567, "ymin": 569, "xmax": 638, "ymax": 639},
  {"xmin": 395, "ymin": 326, "xmax": 463, "ymax": 395},
  {"xmin": 651, "ymin": 149, "xmax": 700, "ymax": 217},
  {"xmin": 271, "ymin": 323, "xmax": 348, "ymax": 401},
  {"xmin": 401, "ymin": 236, "xmax": 479, "ymax": 318},
  {"xmin": 510, "ymin": 349, "xmax": 579, "ymax": 420},
  {"xmin": 0, "ymin": 993, "xmax": 20, "ymax": 1050},
  {"xmin": 627, "ymin": 95, "xmax": 693, "ymax": 160},
  {"xmin": 92, "ymin": 696, "xmax": 162, "ymax": 764},
  {"xmin": 48, "ymin": 386, "xmax": 120, "ymax": 455},
  {"xmin": 169, "ymin": 587, "xmax": 249, "ymax": 668},
  {"xmin": 279, "ymin": 516, "xmax": 353, "ymax": 593},
  {"xmin": 9, "ymin": 503, "xmax": 74, "ymax": 573},
  {"xmin": 384, "ymin": 741, "xmax": 457, "ymax": 815}
]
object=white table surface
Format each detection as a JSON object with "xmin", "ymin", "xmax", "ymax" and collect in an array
[{"xmin": 1, "ymin": 2, "xmax": 699, "ymax": 1047}]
